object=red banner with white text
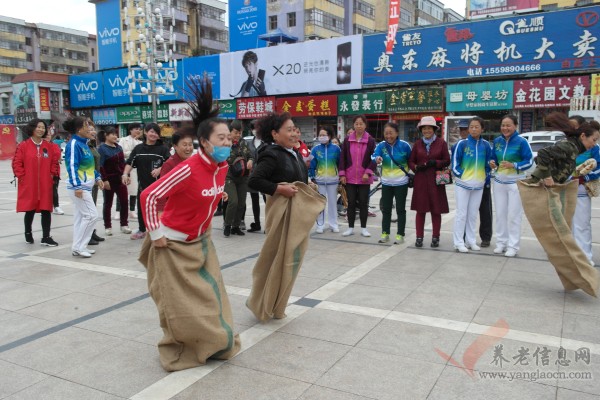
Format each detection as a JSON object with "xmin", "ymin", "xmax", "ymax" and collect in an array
[{"xmin": 385, "ymin": 0, "xmax": 401, "ymax": 54}]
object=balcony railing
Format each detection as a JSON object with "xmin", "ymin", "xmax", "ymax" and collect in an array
[{"xmin": 571, "ymin": 95, "xmax": 600, "ymax": 112}]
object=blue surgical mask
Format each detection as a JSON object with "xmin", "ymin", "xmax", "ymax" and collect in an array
[{"xmin": 210, "ymin": 145, "xmax": 231, "ymax": 163}]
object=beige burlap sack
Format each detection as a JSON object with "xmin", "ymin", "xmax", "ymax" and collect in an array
[
  {"xmin": 246, "ymin": 182, "xmax": 326, "ymax": 321},
  {"xmin": 518, "ymin": 179, "xmax": 599, "ymax": 297},
  {"xmin": 139, "ymin": 232, "xmax": 241, "ymax": 371}
]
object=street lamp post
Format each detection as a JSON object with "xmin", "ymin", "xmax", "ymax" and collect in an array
[{"xmin": 123, "ymin": 0, "xmax": 178, "ymax": 123}]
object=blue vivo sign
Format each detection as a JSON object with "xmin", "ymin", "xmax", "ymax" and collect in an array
[
  {"xmin": 182, "ymin": 55, "xmax": 221, "ymax": 99},
  {"xmin": 103, "ymin": 68, "xmax": 140, "ymax": 105},
  {"xmin": 96, "ymin": 0, "xmax": 123, "ymax": 69},
  {"xmin": 228, "ymin": 0, "xmax": 267, "ymax": 52},
  {"xmin": 446, "ymin": 81, "xmax": 514, "ymax": 111},
  {"xmin": 69, "ymin": 72, "xmax": 104, "ymax": 108},
  {"xmin": 363, "ymin": 6, "xmax": 600, "ymax": 85}
]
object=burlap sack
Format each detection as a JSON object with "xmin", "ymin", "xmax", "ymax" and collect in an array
[
  {"xmin": 139, "ymin": 232, "xmax": 241, "ymax": 371},
  {"xmin": 246, "ymin": 181, "xmax": 326, "ymax": 321},
  {"xmin": 518, "ymin": 179, "xmax": 599, "ymax": 297}
]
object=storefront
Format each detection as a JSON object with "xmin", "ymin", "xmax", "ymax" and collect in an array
[
  {"xmin": 337, "ymin": 91, "xmax": 387, "ymax": 141},
  {"xmin": 276, "ymin": 94, "xmax": 337, "ymax": 142},
  {"xmin": 387, "ymin": 87, "xmax": 444, "ymax": 143}
]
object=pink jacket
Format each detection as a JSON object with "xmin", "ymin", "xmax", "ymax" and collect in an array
[{"xmin": 339, "ymin": 132, "xmax": 376, "ymax": 185}]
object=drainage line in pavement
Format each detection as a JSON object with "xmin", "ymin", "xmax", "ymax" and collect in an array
[
  {"xmin": 221, "ymin": 253, "xmax": 259, "ymax": 270},
  {"xmin": 0, "ymin": 292, "xmax": 150, "ymax": 353}
]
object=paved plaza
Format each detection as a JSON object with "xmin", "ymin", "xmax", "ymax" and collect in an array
[{"xmin": 0, "ymin": 159, "xmax": 599, "ymax": 400}]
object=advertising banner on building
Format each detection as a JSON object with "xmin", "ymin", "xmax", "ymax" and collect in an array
[
  {"xmin": 386, "ymin": 87, "xmax": 443, "ymax": 113},
  {"xmin": 182, "ymin": 55, "xmax": 221, "ymax": 99},
  {"xmin": 513, "ymin": 76, "xmax": 589, "ymax": 109},
  {"xmin": 446, "ymin": 81, "xmax": 514, "ymax": 111},
  {"xmin": 338, "ymin": 92, "xmax": 386, "ymax": 115},
  {"xmin": 468, "ymin": 0, "xmax": 540, "ymax": 19},
  {"xmin": 0, "ymin": 124, "xmax": 17, "ymax": 160},
  {"xmin": 364, "ymin": 7, "xmax": 600, "ymax": 85},
  {"xmin": 39, "ymin": 87, "xmax": 50, "ymax": 112},
  {"xmin": 168, "ymin": 103, "xmax": 192, "ymax": 122},
  {"xmin": 69, "ymin": 72, "xmax": 104, "ymax": 108},
  {"xmin": 96, "ymin": 0, "xmax": 122, "ymax": 69},
  {"xmin": 277, "ymin": 95, "xmax": 337, "ymax": 117},
  {"xmin": 592, "ymin": 74, "xmax": 600, "ymax": 96},
  {"xmin": 228, "ymin": 0, "xmax": 267, "ymax": 52},
  {"xmin": 141, "ymin": 104, "xmax": 170, "ymax": 123},
  {"xmin": 221, "ymin": 35, "xmax": 362, "ymax": 99},
  {"xmin": 13, "ymin": 82, "xmax": 38, "ymax": 124},
  {"xmin": 236, "ymin": 97, "xmax": 275, "ymax": 119},
  {"xmin": 0, "ymin": 115, "xmax": 14, "ymax": 125},
  {"xmin": 92, "ymin": 108, "xmax": 117, "ymax": 125},
  {"xmin": 218, "ymin": 99, "xmax": 236, "ymax": 119},
  {"xmin": 103, "ymin": 68, "xmax": 138, "ymax": 106},
  {"xmin": 116, "ymin": 105, "xmax": 142, "ymax": 124}
]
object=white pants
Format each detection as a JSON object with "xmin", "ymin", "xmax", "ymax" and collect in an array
[
  {"xmin": 453, "ymin": 186, "xmax": 484, "ymax": 247},
  {"xmin": 68, "ymin": 190, "xmax": 98, "ymax": 252},
  {"xmin": 316, "ymin": 183, "xmax": 339, "ymax": 230},
  {"xmin": 573, "ymin": 185, "xmax": 593, "ymax": 264},
  {"xmin": 493, "ymin": 181, "xmax": 523, "ymax": 252}
]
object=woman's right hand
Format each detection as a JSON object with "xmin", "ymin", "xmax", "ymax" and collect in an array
[
  {"xmin": 375, "ymin": 156, "xmax": 383, "ymax": 164},
  {"xmin": 122, "ymin": 175, "xmax": 130, "ymax": 185},
  {"xmin": 489, "ymin": 160, "xmax": 497, "ymax": 169},
  {"xmin": 103, "ymin": 181, "xmax": 111, "ymax": 191},
  {"xmin": 276, "ymin": 184, "xmax": 299, "ymax": 198},
  {"xmin": 340, "ymin": 176, "xmax": 347, "ymax": 185},
  {"xmin": 153, "ymin": 236, "xmax": 168, "ymax": 248},
  {"xmin": 74, "ymin": 189, "xmax": 83, "ymax": 199}
]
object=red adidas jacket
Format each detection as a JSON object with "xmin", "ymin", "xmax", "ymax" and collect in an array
[{"xmin": 141, "ymin": 148, "xmax": 228, "ymax": 241}]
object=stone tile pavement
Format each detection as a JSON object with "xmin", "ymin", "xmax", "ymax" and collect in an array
[{"xmin": 0, "ymin": 159, "xmax": 599, "ymax": 399}]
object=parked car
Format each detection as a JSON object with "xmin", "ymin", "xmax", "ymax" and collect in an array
[{"xmin": 520, "ymin": 130, "xmax": 565, "ymax": 142}]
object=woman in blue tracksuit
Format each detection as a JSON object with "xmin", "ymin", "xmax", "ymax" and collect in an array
[
  {"xmin": 64, "ymin": 116, "xmax": 104, "ymax": 258},
  {"xmin": 309, "ymin": 126, "xmax": 341, "ymax": 233},
  {"xmin": 489, "ymin": 115, "xmax": 533, "ymax": 258},
  {"xmin": 372, "ymin": 122, "xmax": 412, "ymax": 244},
  {"xmin": 451, "ymin": 117, "xmax": 492, "ymax": 253}
]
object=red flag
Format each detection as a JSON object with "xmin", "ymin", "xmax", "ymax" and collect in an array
[{"xmin": 385, "ymin": 0, "xmax": 401, "ymax": 54}]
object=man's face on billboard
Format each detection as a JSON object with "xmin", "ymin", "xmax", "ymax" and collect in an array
[{"xmin": 243, "ymin": 61, "xmax": 258, "ymax": 80}]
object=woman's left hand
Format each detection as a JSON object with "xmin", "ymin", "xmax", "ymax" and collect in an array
[
  {"xmin": 153, "ymin": 236, "xmax": 168, "ymax": 248},
  {"xmin": 247, "ymin": 160, "xmax": 253, "ymax": 170},
  {"xmin": 151, "ymin": 167, "xmax": 161, "ymax": 178},
  {"xmin": 543, "ymin": 177, "xmax": 555, "ymax": 187},
  {"xmin": 362, "ymin": 173, "xmax": 369, "ymax": 182},
  {"xmin": 222, "ymin": 192, "xmax": 228, "ymax": 202},
  {"xmin": 97, "ymin": 180, "xmax": 105, "ymax": 190}
]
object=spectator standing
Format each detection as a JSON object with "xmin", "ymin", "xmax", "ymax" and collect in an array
[
  {"xmin": 12, "ymin": 119, "xmax": 60, "ymax": 246},
  {"xmin": 408, "ymin": 116, "xmax": 450, "ymax": 248},
  {"xmin": 118, "ymin": 123, "xmax": 143, "ymax": 221}
]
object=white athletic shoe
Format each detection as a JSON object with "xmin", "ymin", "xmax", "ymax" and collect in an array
[
  {"xmin": 342, "ymin": 228, "xmax": 354, "ymax": 237},
  {"xmin": 455, "ymin": 245, "xmax": 469, "ymax": 253},
  {"xmin": 504, "ymin": 248, "xmax": 517, "ymax": 258},
  {"xmin": 105, "ymin": 228, "xmax": 113, "ymax": 236},
  {"xmin": 493, "ymin": 246, "xmax": 506, "ymax": 254},
  {"xmin": 361, "ymin": 228, "xmax": 371, "ymax": 237},
  {"xmin": 53, "ymin": 207, "xmax": 64, "ymax": 215},
  {"xmin": 468, "ymin": 243, "xmax": 481, "ymax": 251},
  {"xmin": 83, "ymin": 248, "xmax": 96, "ymax": 254},
  {"xmin": 331, "ymin": 227, "xmax": 340, "ymax": 233},
  {"xmin": 315, "ymin": 226, "xmax": 324, "ymax": 234},
  {"xmin": 72, "ymin": 250, "xmax": 92, "ymax": 258},
  {"xmin": 120, "ymin": 226, "xmax": 132, "ymax": 234}
]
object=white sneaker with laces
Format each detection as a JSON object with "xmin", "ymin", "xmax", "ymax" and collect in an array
[
  {"xmin": 468, "ymin": 243, "xmax": 481, "ymax": 251},
  {"xmin": 361, "ymin": 228, "xmax": 371, "ymax": 237},
  {"xmin": 455, "ymin": 245, "xmax": 469, "ymax": 253},
  {"xmin": 72, "ymin": 250, "xmax": 92, "ymax": 258},
  {"xmin": 493, "ymin": 246, "xmax": 506, "ymax": 254},
  {"xmin": 113, "ymin": 213, "xmax": 120, "ymax": 220},
  {"xmin": 129, "ymin": 211, "xmax": 138, "ymax": 220},
  {"xmin": 53, "ymin": 207, "xmax": 64, "ymax": 215},
  {"xmin": 315, "ymin": 226, "xmax": 324, "ymax": 234},
  {"xmin": 83, "ymin": 248, "xmax": 96, "ymax": 254},
  {"xmin": 504, "ymin": 248, "xmax": 517, "ymax": 257},
  {"xmin": 120, "ymin": 226, "xmax": 132, "ymax": 234},
  {"xmin": 105, "ymin": 228, "xmax": 113, "ymax": 236},
  {"xmin": 331, "ymin": 227, "xmax": 340, "ymax": 233},
  {"xmin": 342, "ymin": 228, "xmax": 354, "ymax": 236}
]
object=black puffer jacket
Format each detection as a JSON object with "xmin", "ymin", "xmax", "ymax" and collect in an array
[{"xmin": 248, "ymin": 144, "xmax": 308, "ymax": 195}]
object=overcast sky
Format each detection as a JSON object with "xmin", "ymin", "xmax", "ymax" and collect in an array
[{"xmin": 1, "ymin": 0, "xmax": 468, "ymax": 35}]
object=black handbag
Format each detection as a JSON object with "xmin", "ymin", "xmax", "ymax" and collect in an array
[{"xmin": 229, "ymin": 157, "xmax": 247, "ymax": 177}]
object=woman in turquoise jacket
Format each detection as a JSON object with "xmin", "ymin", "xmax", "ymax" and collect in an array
[
  {"xmin": 309, "ymin": 126, "xmax": 341, "ymax": 233},
  {"xmin": 372, "ymin": 122, "xmax": 412, "ymax": 244}
]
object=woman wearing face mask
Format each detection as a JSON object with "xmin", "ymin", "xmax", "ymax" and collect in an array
[
  {"xmin": 139, "ymin": 76, "xmax": 240, "ymax": 371},
  {"xmin": 64, "ymin": 116, "xmax": 105, "ymax": 258},
  {"xmin": 489, "ymin": 115, "xmax": 533, "ymax": 258},
  {"xmin": 122, "ymin": 123, "xmax": 171, "ymax": 240},
  {"xmin": 309, "ymin": 126, "xmax": 341, "ymax": 233},
  {"xmin": 408, "ymin": 116, "xmax": 450, "ymax": 248},
  {"xmin": 12, "ymin": 119, "xmax": 60, "ymax": 246},
  {"xmin": 451, "ymin": 117, "xmax": 493, "ymax": 253},
  {"xmin": 372, "ymin": 122, "xmax": 412, "ymax": 244},
  {"xmin": 223, "ymin": 120, "xmax": 254, "ymax": 237},
  {"xmin": 339, "ymin": 115, "xmax": 377, "ymax": 238}
]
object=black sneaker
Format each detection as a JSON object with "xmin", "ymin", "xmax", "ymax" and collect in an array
[
  {"xmin": 91, "ymin": 230, "xmax": 105, "ymax": 242},
  {"xmin": 248, "ymin": 222, "xmax": 262, "ymax": 233},
  {"xmin": 480, "ymin": 240, "xmax": 490, "ymax": 248},
  {"xmin": 224, "ymin": 225, "xmax": 231, "ymax": 237},
  {"xmin": 231, "ymin": 227, "xmax": 245, "ymax": 236},
  {"xmin": 25, "ymin": 232, "xmax": 34, "ymax": 244},
  {"xmin": 88, "ymin": 238, "xmax": 100, "ymax": 245},
  {"xmin": 41, "ymin": 236, "xmax": 58, "ymax": 247},
  {"xmin": 415, "ymin": 237, "xmax": 423, "ymax": 248},
  {"xmin": 431, "ymin": 237, "xmax": 440, "ymax": 248}
]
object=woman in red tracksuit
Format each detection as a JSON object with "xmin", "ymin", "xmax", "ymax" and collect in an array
[{"xmin": 12, "ymin": 119, "xmax": 60, "ymax": 246}]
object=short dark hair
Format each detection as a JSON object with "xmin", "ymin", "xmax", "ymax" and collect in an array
[
  {"xmin": 256, "ymin": 112, "xmax": 292, "ymax": 144},
  {"xmin": 501, "ymin": 114, "xmax": 518, "ymax": 126},
  {"xmin": 63, "ymin": 116, "xmax": 86, "ymax": 135},
  {"xmin": 171, "ymin": 127, "xmax": 196, "ymax": 145},
  {"xmin": 383, "ymin": 122, "xmax": 399, "ymax": 134},
  {"xmin": 97, "ymin": 126, "xmax": 117, "ymax": 143},
  {"xmin": 25, "ymin": 119, "xmax": 48, "ymax": 138},
  {"xmin": 318, "ymin": 125, "xmax": 335, "ymax": 140},
  {"xmin": 569, "ymin": 115, "xmax": 586, "ymax": 127},
  {"xmin": 242, "ymin": 51, "xmax": 258, "ymax": 67},
  {"xmin": 230, "ymin": 119, "xmax": 243, "ymax": 132},
  {"xmin": 127, "ymin": 123, "xmax": 142, "ymax": 133},
  {"xmin": 469, "ymin": 117, "xmax": 485, "ymax": 129},
  {"xmin": 352, "ymin": 114, "xmax": 367, "ymax": 125}
]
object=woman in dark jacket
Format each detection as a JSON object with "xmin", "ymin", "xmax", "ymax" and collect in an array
[
  {"xmin": 338, "ymin": 115, "xmax": 377, "ymax": 238},
  {"xmin": 248, "ymin": 112, "xmax": 307, "ymax": 195},
  {"xmin": 408, "ymin": 116, "xmax": 450, "ymax": 248},
  {"xmin": 245, "ymin": 122, "xmax": 266, "ymax": 232}
]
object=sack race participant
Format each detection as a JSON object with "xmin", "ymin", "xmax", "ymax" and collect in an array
[
  {"xmin": 138, "ymin": 76, "xmax": 240, "ymax": 371},
  {"xmin": 519, "ymin": 113, "xmax": 600, "ymax": 297},
  {"xmin": 247, "ymin": 112, "xmax": 325, "ymax": 321}
]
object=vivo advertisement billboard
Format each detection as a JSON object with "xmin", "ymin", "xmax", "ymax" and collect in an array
[
  {"xmin": 363, "ymin": 6, "xmax": 600, "ymax": 85},
  {"xmin": 103, "ymin": 68, "xmax": 141, "ymax": 105},
  {"xmin": 182, "ymin": 55, "xmax": 221, "ymax": 100},
  {"xmin": 69, "ymin": 72, "xmax": 104, "ymax": 108},
  {"xmin": 220, "ymin": 35, "xmax": 362, "ymax": 99},
  {"xmin": 228, "ymin": 0, "xmax": 267, "ymax": 52},
  {"xmin": 96, "ymin": 0, "xmax": 123, "ymax": 70}
]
